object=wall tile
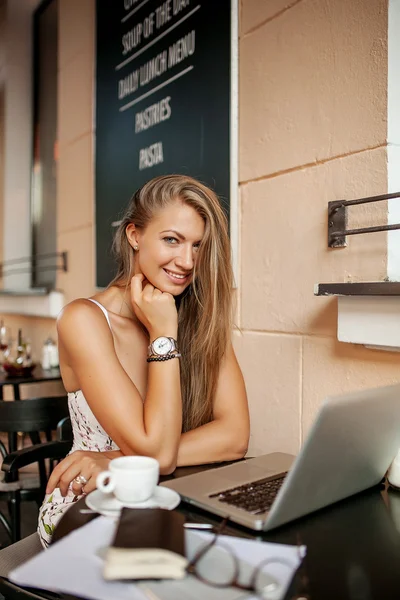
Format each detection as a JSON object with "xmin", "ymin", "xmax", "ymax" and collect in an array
[
  {"xmin": 240, "ymin": 148, "xmax": 388, "ymax": 334},
  {"xmin": 241, "ymin": 0, "xmax": 296, "ymax": 35},
  {"xmin": 57, "ymin": 133, "xmax": 94, "ymax": 234},
  {"xmin": 58, "ymin": 51, "xmax": 94, "ymax": 146},
  {"xmin": 302, "ymin": 336, "xmax": 400, "ymax": 440},
  {"xmin": 57, "ymin": 226, "xmax": 96, "ymax": 303},
  {"xmin": 59, "ymin": 0, "xmax": 94, "ymax": 69},
  {"xmin": 233, "ymin": 330, "xmax": 301, "ymax": 456},
  {"xmin": 240, "ymin": 0, "xmax": 388, "ymax": 181}
]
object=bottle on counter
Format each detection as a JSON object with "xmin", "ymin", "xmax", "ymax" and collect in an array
[
  {"xmin": 41, "ymin": 338, "xmax": 52, "ymax": 370},
  {"xmin": 41, "ymin": 338, "xmax": 59, "ymax": 370},
  {"xmin": 0, "ymin": 320, "xmax": 8, "ymax": 351},
  {"xmin": 0, "ymin": 320, "xmax": 11, "ymax": 363},
  {"xmin": 16, "ymin": 329, "xmax": 25, "ymax": 365},
  {"xmin": 49, "ymin": 340, "xmax": 59, "ymax": 368}
]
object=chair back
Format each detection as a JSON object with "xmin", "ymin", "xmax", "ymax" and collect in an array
[
  {"xmin": 57, "ymin": 416, "xmax": 72, "ymax": 442},
  {"xmin": 0, "ymin": 396, "xmax": 69, "ymax": 433}
]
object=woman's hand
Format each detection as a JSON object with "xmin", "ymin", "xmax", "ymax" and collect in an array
[
  {"xmin": 46, "ymin": 450, "xmax": 122, "ymax": 497},
  {"xmin": 130, "ymin": 273, "xmax": 178, "ymax": 338}
]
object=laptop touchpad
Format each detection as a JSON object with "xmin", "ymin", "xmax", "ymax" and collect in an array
[
  {"xmin": 194, "ymin": 464, "xmax": 278, "ymax": 495},
  {"xmin": 216, "ymin": 463, "xmax": 276, "ymax": 485}
]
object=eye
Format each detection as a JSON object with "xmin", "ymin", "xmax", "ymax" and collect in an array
[
  {"xmin": 163, "ymin": 236, "xmax": 179, "ymax": 244},
  {"xmin": 193, "ymin": 242, "xmax": 201, "ymax": 252}
]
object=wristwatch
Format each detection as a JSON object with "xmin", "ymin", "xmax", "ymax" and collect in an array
[{"xmin": 148, "ymin": 336, "xmax": 179, "ymax": 358}]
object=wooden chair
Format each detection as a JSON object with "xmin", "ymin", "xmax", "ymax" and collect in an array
[{"xmin": 0, "ymin": 397, "xmax": 70, "ymax": 543}]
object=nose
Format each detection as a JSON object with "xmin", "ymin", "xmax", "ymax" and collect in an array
[{"xmin": 175, "ymin": 243, "xmax": 194, "ymax": 271}]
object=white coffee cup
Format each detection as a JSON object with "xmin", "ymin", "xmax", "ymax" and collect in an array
[{"xmin": 96, "ymin": 456, "xmax": 159, "ymax": 503}]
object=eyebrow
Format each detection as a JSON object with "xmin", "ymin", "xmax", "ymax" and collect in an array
[{"xmin": 161, "ymin": 229, "xmax": 185, "ymax": 240}]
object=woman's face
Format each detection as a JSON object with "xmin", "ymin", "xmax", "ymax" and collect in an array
[{"xmin": 128, "ymin": 200, "xmax": 205, "ymax": 295}]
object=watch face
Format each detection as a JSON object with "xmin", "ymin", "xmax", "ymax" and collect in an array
[{"xmin": 153, "ymin": 337, "xmax": 173, "ymax": 355}]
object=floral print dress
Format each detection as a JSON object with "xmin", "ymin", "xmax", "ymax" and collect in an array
[
  {"xmin": 38, "ymin": 299, "xmax": 119, "ymax": 548},
  {"xmin": 37, "ymin": 390, "xmax": 119, "ymax": 547}
]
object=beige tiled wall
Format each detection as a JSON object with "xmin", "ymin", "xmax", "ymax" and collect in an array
[
  {"xmin": 240, "ymin": 148, "xmax": 388, "ymax": 336},
  {"xmin": 54, "ymin": 0, "xmax": 399, "ymax": 457},
  {"xmin": 233, "ymin": 330, "xmax": 302, "ymax": 456},
  {"xmin": 239, "ymin": 0, "xmax": 398, "ymax": 457},
  {"xmin": 302, "ymin": 337, "xmax": 399, "ymax": 438},
  {"xmin": 56, "ymin": 0, "xmax": 96, "ymax": 301},
  {"xmin": 240, "ymin": 0, "xmax": 388, "ymax": 181}
]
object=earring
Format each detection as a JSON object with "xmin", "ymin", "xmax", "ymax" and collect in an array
[{"xmin": 133, "ymin": 245, "xmax": 139, "ymax": 251}]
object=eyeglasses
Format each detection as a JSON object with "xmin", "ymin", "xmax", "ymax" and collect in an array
[{"xmin": 186, "ymin": 518, "xmax": 309, "ymax": 600}]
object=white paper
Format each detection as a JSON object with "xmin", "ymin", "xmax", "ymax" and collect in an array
[{"xmin": 9, "ymin": 517, "xmax": 304, "ymax": 600}]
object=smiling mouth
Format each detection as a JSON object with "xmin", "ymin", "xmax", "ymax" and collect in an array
[{"xmin": 164, "ymin": 268, "xmax": 190, "ymax": 283}]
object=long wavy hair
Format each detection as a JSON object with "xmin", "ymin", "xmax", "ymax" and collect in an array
[{"xmin": 110, "ymin": 175, "xmax": 233, "ymax": 432}]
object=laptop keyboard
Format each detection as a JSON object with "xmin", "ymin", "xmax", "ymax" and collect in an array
[{"xmin": 209, "ymin": 473, "xmax": 287, "ymax": 515}]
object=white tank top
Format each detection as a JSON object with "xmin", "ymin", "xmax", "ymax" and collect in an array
[{"xmin": 88, "ymin": 298, "xmax": 112, "ymax": 329}]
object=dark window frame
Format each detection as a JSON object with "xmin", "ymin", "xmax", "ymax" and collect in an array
[{"xmin": 31, "ymin": 0, "xmax": 58, "ymax": 289}]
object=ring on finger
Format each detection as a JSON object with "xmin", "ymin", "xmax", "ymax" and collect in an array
[{"xmin": 73, "ymin": 474, "xmax": 88, "ymax": 486}]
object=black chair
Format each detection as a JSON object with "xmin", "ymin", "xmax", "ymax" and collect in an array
[
  {"xmin": 0, "ymin": 416, "xmax": 73, "ymax": 599},
  {"xmin": 0, "ymin": 397, "xmax": 71, "ymax": 542},
  {"xmin": 55, "ymin": 416, "xmax": 72, "ymax": 443}
]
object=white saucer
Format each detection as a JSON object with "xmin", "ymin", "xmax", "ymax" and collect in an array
[{"xmin": 85, "ymin": 486, "xmax": 181, "ymax": 517}]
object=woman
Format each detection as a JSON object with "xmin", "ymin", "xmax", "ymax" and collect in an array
[{"xmin": 38, "ymin": 174, "xmax": 250, "ymax": 547}]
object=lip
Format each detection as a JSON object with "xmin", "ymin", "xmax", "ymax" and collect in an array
[{"xmin": 163, "ymin": 268, "xmax": 191, "ymax": 284}]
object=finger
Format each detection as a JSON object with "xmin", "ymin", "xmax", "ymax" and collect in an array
[
  {"xmin": 163, "ymin": 292, "xmax": 174, "ymax": 300},
  {"xmin": 132, "ymin": 272, "xmax": 144, "ymax": 282},
  {"xmin": 58, "ymin": 463, "xmax": 86, "ymax": 497},
  {"xmin": 71, "ymin": 471, "xmax": 91, "ymax": 496},
  {"xmin": 134, "ymin": 274, "xmax": 151, "ymax": 288},
  {"xmin": 46, "ymin": 454, "xmax": 79, "ymax": 494},
  {"xmin": 142, "ymin": 283, "xmax": 156, "ymax": 301},
  {"xmin": 73, "ymin": 462, "xmax": 102, "ymax": 495},
  {"xmin": 81, "ymin": 473, "xmax": 98, "ymax": 495},
  {"xmin": 131, "ymin": 274, "xmax": 145, "ymax": 303}
]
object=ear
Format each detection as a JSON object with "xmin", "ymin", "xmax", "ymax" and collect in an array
[{"xmin": 125, "ymin": 223, "xmax": 140, "ymax": 249}]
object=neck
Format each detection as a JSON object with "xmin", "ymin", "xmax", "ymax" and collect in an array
[{"xmin": 115, "ymin": 286, "xmax": 136, "ymax": 320}]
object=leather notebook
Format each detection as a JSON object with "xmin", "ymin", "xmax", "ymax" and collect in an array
[{"xmin": 103, "ymin": 508, "xmax": 188, "ymax": 580}]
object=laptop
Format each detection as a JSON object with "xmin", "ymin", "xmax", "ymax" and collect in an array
[{"xmin": 161, "ymin": 384, "xmax": 400, "ymax": 531}]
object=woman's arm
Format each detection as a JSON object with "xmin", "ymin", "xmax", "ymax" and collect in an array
[
  {"xmin": 47, "ymin": 340, "xmax": 249, "ymax": 495},
  {"xmin": 58, "ymin": 276, "xmax": 182, "ymax": 472},
  {"xmin": 176, "ymin": 342, "xmax": 250, "ymax": 465}
]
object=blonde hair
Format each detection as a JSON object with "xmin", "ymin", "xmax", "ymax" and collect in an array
[{"xmin": 110, "ymin": 175, "xmax": 233, "ymax": 432}]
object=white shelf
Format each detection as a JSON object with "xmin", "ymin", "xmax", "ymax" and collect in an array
[
  {"xmin": 0, "ymin": 290, "xmax": 64, "ymax": 318},
  {"xmin": 337, "ymin": 296, "xmax": 400, "ymax": 352},
  {"xmin": 315, "ymin": 282, "xmax": 400, "ymax": 352}
]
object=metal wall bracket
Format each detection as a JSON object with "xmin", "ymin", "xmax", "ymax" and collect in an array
[
  {"xmin": 328, "ymin": 192, "xmax": 400, "ymax": 248},
  {"xmin": 328, "ymin": 201, "xmax": 347, "ymax": 248},
  {"xmin": 0, "ymin": 251, "xmax": 68, "ymax": 280}
]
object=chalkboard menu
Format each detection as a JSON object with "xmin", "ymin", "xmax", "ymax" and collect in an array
[{"xmin": 95, "ymin": 0, "xmax": 233, "ymax": 287}]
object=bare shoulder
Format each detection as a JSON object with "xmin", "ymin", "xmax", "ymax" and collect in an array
[{"xmin": 57, "ymin": 299, "xmax": 111, "ymax": 337}]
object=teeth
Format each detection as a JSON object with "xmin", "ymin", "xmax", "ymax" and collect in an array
[{"xmin": 165, "ymin": 270, "xmax": 186, "ymax": 279}]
